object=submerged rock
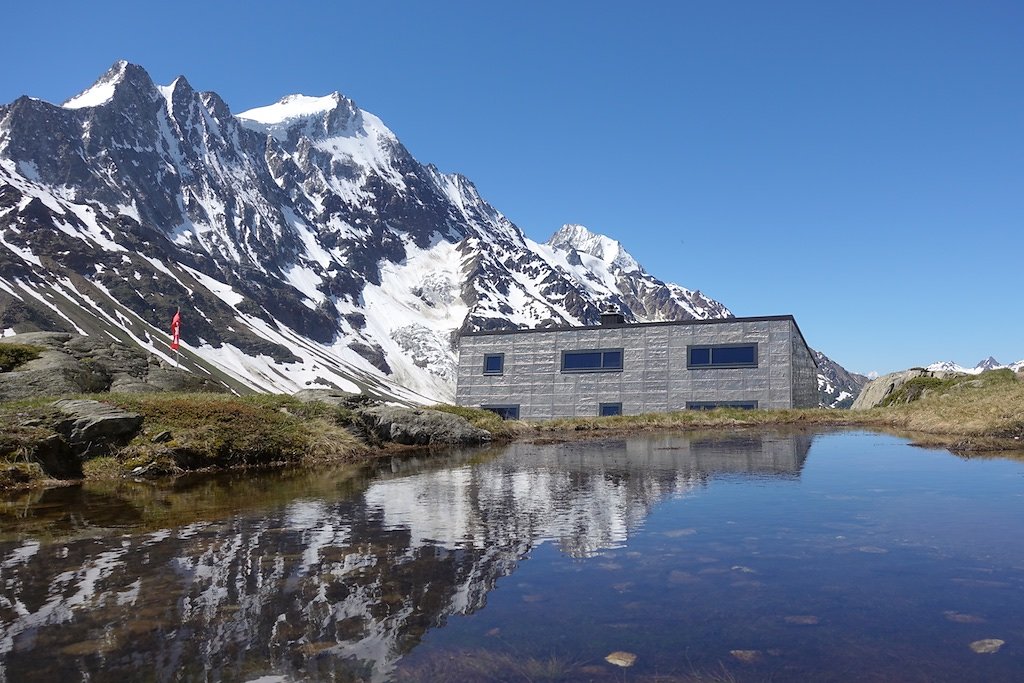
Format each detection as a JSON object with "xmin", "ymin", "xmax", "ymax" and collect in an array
[
  {"xmin": 969, "ymin": 639, "xmax": 1004, "ymax": 654},
  {"xmin": 944, "ymin": 611, "xmax": 986, "ymax": 624},
  {"xmin": 730, "ymin": 649, "xmax": 762, "ymax": 663},
  {"xmin": 604, "ymin": 651, "xmax": 636, "ymax": 667},
  {"xmin": 783, "ymin": 615, "xmax": 820, "ymax": 625}
]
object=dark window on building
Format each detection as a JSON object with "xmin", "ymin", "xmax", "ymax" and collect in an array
[
  {"xmin": 686, "ymin": 401, "xmax": 759, "ymax": 411},
  {"xmin": 483, "ymin": 353, "xmax": 504, "ymax": 375},
  {"xmin": 687, "ymin": 343, "xmax": 758, "ymax": 369},
  {"xmin": 599, "ymin": 402, "xmax": 623, "ymax": 417},
  {"xmin": 481, "ymin": 404, "xmax": 520, "ymax": 420},
  {"xmin": 561, "ymin": 349, "xmax": 624, "ymax": 373}
]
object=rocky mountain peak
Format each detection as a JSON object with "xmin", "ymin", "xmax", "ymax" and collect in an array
[
  {"xmin": 237, "ymin": 91, "xmax": 365, "ymax": 143},
  {"xmin": 547, "ymin": 223, "xmax": 640, "ymax": 273},
  {"xmin": 975, "ymin": 356, "xmax": 1001, "ymax": 371},
  {"xmin": 62, "ymin": 60, "xmax": 157, "ymax": 109}
]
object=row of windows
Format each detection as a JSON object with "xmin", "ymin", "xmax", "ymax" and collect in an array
[
  {"xmin": 687, "ymin": 344, "xmax": 757, "ymax": 368},
  {"xmin": 479, "ymin": 401, "xmax": 755, "ymax": 420},
  {"xmin": 686, "ymin": 401, "xmax": 759, "ymax": 410},
  {"xmin": 482, "ymin": 344, "xmax": 757, "ymax": 375},
  {"xmin": 481, "ymin": 403, "xmax": 623, "ymax": 420},
  {"xmin": 562, "ymin": 349, "xmax": 623, "ymax": 372}
]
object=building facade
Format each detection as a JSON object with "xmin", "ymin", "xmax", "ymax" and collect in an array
[{"xmin": 455, "ymin": 315, "xmax": 818, "ymax": 419}]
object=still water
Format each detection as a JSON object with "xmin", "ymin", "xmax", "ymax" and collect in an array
[{"xmin": 1, "ymin": 429, "xmax": 1022, "ymax": 682}]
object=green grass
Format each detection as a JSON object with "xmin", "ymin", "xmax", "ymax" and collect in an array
[
  {"xmin": 101, "ymin": 392, "xmax": 365, "ymax": 473},
  {"xmin": 0, "ymin": 343, "xmax": 42, "ymax": 372},
  {"xmin": 0, "ymin": 392, "xmax": 368, "ymax": 485}
]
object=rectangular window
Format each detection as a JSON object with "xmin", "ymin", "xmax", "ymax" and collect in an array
[
  {"xmin": 481, "ymin": 404, "xmax": 520, "ymax": 420},
  {"xmin": 483, "ymin": 353, "xmax": 504, "ymax": 375},
  {"xmin": 687, "ymin": 343, "xmax": 758, "ymax": 369},
  {"xmin": 686, "ymin": 401, "xmax": 759, "ymax": 411},
  {"xmin": 561, "ymin": 348, "xmax": 624, "ymax": 373},
  {"xmin": 599, "ymin": 402, "xmax": 623, "ymax": 417}
]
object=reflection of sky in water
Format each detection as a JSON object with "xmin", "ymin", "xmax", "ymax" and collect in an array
[{"xmin": 1, "ymin": 430, "xmax": 1023, "ymax": 682}]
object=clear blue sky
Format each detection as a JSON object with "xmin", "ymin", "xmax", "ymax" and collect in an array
[{"xmin": 2, "ymin": 1, "xmax": 1021, "ymax": 375}]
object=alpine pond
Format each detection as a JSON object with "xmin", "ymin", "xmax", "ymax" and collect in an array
[{"xmin": 1, "ymin": 429, "xmax": 1022, "ymax": 682}]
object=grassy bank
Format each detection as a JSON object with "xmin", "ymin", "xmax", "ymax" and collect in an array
[
  {"xmin": 433, "ymin": 368, "xmax": 1024, "ymax": 452},
  {"xmin": 0, "ymin": 393, "xmax": 370, "ymax": 487},
  {"xmin": 2, "ymin": 369, "xmax": 1021, "ymax": 489}
]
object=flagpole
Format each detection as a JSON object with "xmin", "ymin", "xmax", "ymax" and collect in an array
[{"xmin": 171, "ymin": 306, "xmax": 181, "ymax": 368}]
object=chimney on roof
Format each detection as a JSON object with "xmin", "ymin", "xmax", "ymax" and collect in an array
[{"xmin": 600, "ymin": 306, "xmax": 625, "ymax": 326}]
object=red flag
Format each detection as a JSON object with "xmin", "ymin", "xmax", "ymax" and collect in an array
[{"xmin": 170, "ymin": 309, "xmax": 181, "ymax": 351}]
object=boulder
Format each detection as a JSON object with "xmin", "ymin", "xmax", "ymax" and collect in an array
[
  {"xmin": 851, "ymin": 369, "xmax": 961, "ymax": 410},
  {"xmin": 0, "ymin": 333, "xmax": 225, "ymax": 400},
  {"xmin": 292, "ymin": 388, "xmax": 367, "ymax": 407},
  {"xmin": 353, "ymin": 405, "xmax": 491, "ymax": 445},
  {"xmin": 52, "ymin": 399, "xmax": 144, "ymax": 458}
]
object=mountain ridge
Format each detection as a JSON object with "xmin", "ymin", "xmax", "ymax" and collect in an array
[{"xmin": 1, "ymin": 62, "xmax": 859, "ymax": 407}]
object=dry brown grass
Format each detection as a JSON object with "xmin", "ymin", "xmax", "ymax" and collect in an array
[
  {"xmin": 435, "ymin": 370, "xmax": 1024, "ymax": 452},
  {"xmin": 852, "ymin": 369, "xmax": 1024, "ymax": 449}
]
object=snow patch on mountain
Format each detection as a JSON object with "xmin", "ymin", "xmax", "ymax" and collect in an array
[
  {"xmin": 62, "ymin": 60, "xmax": 127, "ymax": 109},
  {"xmin": 237, "ymin": 93, "xmax": 342, "ymax": 129},
  {"xmin": 548, "ymin": 223, "xmax": 640, "ymax": 273}
]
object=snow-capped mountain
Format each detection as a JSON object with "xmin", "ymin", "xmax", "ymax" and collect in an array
[
  {"xmin": 814, "ymin": 350, "xmax": 869, "ymax": 409},
  {"xmin": 926, "ymin": 357, "xmax": 1024, "ymax": 375},
  {"xmin": 0, "ymin": 62, "xmax": 851, "ymax": 406}
]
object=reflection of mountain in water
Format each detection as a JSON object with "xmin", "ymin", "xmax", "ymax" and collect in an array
[{"xmin": 0, "ymin": 431, "xmax": 811, "ymax": 683}]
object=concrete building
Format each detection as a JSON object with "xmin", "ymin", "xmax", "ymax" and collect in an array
[{"xmin": 455, "ymin": 314, "xmax": 818, "ymax": 419}]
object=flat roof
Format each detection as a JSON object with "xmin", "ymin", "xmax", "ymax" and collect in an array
[{"xmin": 460, "ymin": 314, "xmax": 818, "ymax": 367}]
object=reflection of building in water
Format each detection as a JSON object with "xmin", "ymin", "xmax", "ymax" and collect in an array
[
  {"xmin": 0, "ymin": 431, "xmax": 810, "ymax": 683},
  {"xmin": 366, "ymin": 431, "xmax": 810, "ymax": 558}
]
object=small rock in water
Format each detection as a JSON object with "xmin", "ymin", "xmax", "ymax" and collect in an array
[
  {"xmin": 730, "ymin": 649, "xmax": 762, "ymax": 663},
  {"xmin": 604, "ymin": 651, "xmax": 637, "ymax": 667},
  {"xmin": 783, "ymin": 615, "xmax": 820, "ymax": 625},
  {"xmin": 944, "ymin": 611, "xmax": 986, "ymax": 624},
  {"xmin": 668, "ymin": 570, "xmax": 699, "ymax": 584},
  {"xmin": 662, "ymin": 528, "xmax": 697, "ymax": 538},
  {"xmin": 969, "ymin": 639, "xmax": 1005, "ymax": 654}
]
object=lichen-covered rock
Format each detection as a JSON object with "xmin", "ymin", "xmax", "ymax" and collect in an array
[
  {"xmin": 353, "ymin": 405, "xmax": 491, "ymax": 445},
  {"xmin": 52, "ymin": 399, "xmax": 143, "ymax": 458},
  {"xmin": 292, "ymin": 388, "xmax": 369, "ymax": 407},
  {"xmin": 851, "ymin": 368, "xmax": 960, "ymax": 410},
  {"xmin": 0, "ymin": 333, "xmax": 225, "ymax": 400}
]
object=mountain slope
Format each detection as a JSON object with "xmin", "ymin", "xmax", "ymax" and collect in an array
[
  {"xmin": 814, "ymin": 350, "xmax": 869, "ymax": 409},
  {"xmin": 1, "ymin": 62, "xmax": 852, "ymax": 407}
]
